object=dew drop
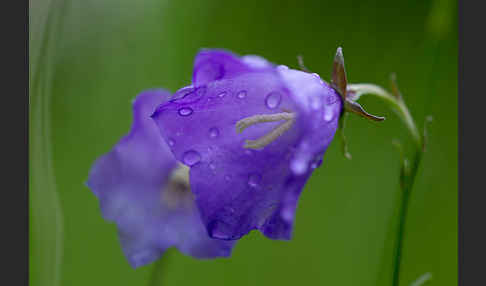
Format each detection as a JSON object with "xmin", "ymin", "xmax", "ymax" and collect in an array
[
  {"xmin": 310, "ymin": 96, "xmax": 321, "ymax": 110},
  {"xmin": 209, "ymin": 220, "xmax": 233, "ymax": 240},
  {"xmin": 224, "ymin": 175, "xmax": 232, "ymax": 182},
  {"xmin": 171, "ymin": 86, "xmax": 194, "ymax": 100},
  {"xmin": 209, "ymin": 127, "xmax": 220, "ymax": 138},
  {"xmin": 209, "ymin": 162, "xmax": 216, "ymax": 170},
  {"xmin": 323, "ymin": 107, "xmax": 334, "ymax": 122},
  {"xmin": 281, "ymin": 207, "xmax": 294, "ymax": 222},
  {"xmin": 178, "ymin": 107, "xmax": 193, "ymax": 116},
  {"xmin": 217, "ymin": 91, "xmax": 227, "ymax": 98},
  {"xmin": 237, "ymin": 90, "xmax": 247, "ymax": 99},
  {"xmin": 168, "ymin": 138, "xmax": 175, "ymax": 146},
  {"xmin": 183, "ymin": 150, "xmax": 201, "ymax": 166},
  {"xmin": 265, "ymin": 91, "xmax": 282, "ymax": 109},
  {"xmin": 247, "ymin": 173, "xmax": 262, "ymax": 188},
  {"xmin": 311, "ymin": 158, "xmax": 322, "ymax": 169},
  {"xmin": 172, "ymin": 86, "xmax": 206, "ymax": 104},
  {"xmin": 290, "ymin": 157, "xmax": 308, "ymax": 175},
  {"xmin": 211, "ymin": 230, "xmax": 229, "ymax": 239}
]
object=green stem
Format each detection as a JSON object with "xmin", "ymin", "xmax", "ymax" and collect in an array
[
  {"xmin": 347, "ymin": 84, "xmax": 422, "ymax": 148},
  {"xmin": 347, "ymin": 83, "xmax": 424, "ymax": 286},
  {"xmin": 148, "ymin": 251, "xmax": 171, "ymax": 286},
  {"xmin": 392, "ymin": 150, "xmax": 422, "ymax": 286},
  {"xmin": 149, "ymin": 259, "xmax": 163, "ymax": 286}
]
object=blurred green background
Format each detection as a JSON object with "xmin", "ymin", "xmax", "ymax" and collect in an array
[{"xmin": 29, "ymin": 0, "xmax": 457, "ymax": 285}]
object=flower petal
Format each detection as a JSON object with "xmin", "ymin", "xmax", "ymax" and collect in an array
[
  {"xmin": 192, "ymin": 49, "xmax": 273, "ymax": 86},
  {"xmin": 153, "ymin": 54, "xmax": 341, "ymax": 241},
  {"xmin": 87, "ymin": 89, "xmax": 234, "ymax": 268},
  {"xmin": 277, "ymin": 68, "xmax": 342, "ymax": 175}
]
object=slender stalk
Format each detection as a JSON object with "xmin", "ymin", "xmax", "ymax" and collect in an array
[
  {"xmin": 148, "ymin": 251, "xmax": 173, "ymax": 286},
  {"xmin": 149, "ymin": 258, "xmax": 165, "ymax": 286},
  {"xmin": 347, "ymin": 84, "xmax": 421, "ymax": 148},
  {"xmin": 392, "ymin": 150, "xmax": 422, "ymax": 286},
  {"xmin": 347, "ymin": 83, "xmax": 424, "ymax": 286}
]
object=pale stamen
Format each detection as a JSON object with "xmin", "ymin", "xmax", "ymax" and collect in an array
[
  {"xmin": 161, "ymin": 164, "xmax": 192, "ymax": 209},
  {"xmin": 235, "ymin": 112, "xmax": 296, "ymax": 150},
  {"xmin": 170, "ymin": 164, "xmax": 190, "ymax": 183},
  {"xmin": 236, "ymin": 112, "xmax": 295, "ymax": 133}
]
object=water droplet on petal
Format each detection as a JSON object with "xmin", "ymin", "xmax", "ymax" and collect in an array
[
  {"xmin": 178, "ymin": 107, "xmax": 193, "ymax": 116},
  {"xmin": 168, "ymin": 138, "xmax": 175, "ymax": 146},
  {"xmin": 290, "ymin": 157, "xmax": 308, "ymax": 175},
  {"xmin": 323, "ymin": 107, "xmax": 334, "ymax": 122},
  {"xmin": 209, "ymin": 162, "xmax": 216, "ymax": 170},
  {"xmin": 277, "ymin": 65, "xmax": 289, "ymax": 71},
  {"xmin": 224, "ymin": 175, "xmax": 232, "ymax": 182},
  {"xmin": 265, "ymin": 91, "xmax": 282, "ymax": 109},
  {"xmin": 281, "ymin": 207, "xmax": 294, "ymax": 222},
  {"xmin": 209, "ymin": 127, "xmax": 219, "ymax": 138},
  {"xmin": 183, "ymin": 150, "xmax": 201, "ymax": 166},
  {"xmin": 172, "ymin": 86, "xmax": 194, "ymax": 100},
  {"xmin": 311, "ymin": 158, "xmax": 322, "ymax": 169},
  {"xmin": 217, "ymin": 91, "xmax": 227, "ymax": 98},
  {"xmin": 209, "ymin": 220, "xmax": 233, "ymax": 240},
  {"xmin": 248, "ymin": 173, "xmax": 262, "ymax": 188},
  {"xmin": 171, "ymin": 86, "xmax": 206, "ymax": 104},
  {"xmin": 310, "ymin": 96, "xmax": 321, "ymax": 110},
  {"xmin": 237, "ymin": 90, "xmax": 247, "ymax": 99}
]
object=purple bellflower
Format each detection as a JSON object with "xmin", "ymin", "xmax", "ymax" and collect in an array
[
  {"xmin": 151, "ymin": 49, "xmax": 343, "ymax": 241},
  {"xmin": 86, "ymin": 89, "xmax": 234, "ymax": 268}
]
